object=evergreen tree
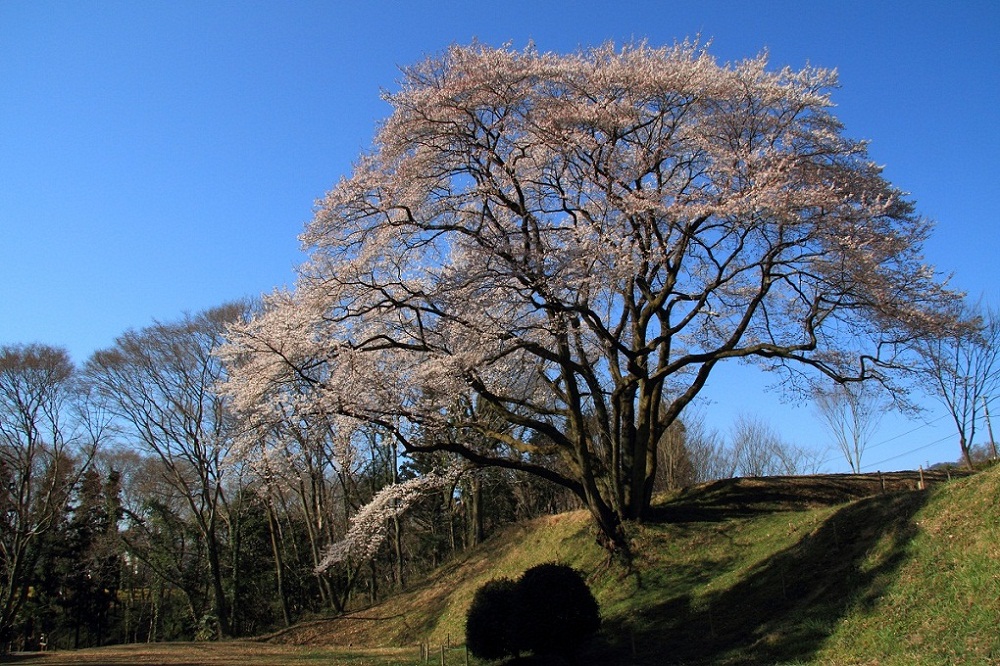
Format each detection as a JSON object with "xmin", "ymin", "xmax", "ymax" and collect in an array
[{"xmin": 56, "ymin": 469, "xmax": 122, "ymax": 648}]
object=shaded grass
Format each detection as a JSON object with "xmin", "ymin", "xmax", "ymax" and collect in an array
[
  {"xmin": 270, "ymin": 469, "xmax": 983, "ymax": 665},
  {"xmin": 605, "ymin": 490, "xmax": 930, "ymax": 665}
]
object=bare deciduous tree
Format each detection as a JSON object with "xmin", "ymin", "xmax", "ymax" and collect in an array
[
  {"xmin": 728, "ymin": 413, "xmax": 818, "ymax": 477},
  {"xmin": 84, "ymin": 303, "xmax": 251, "ymax": 637},
  {"xmin": 0, "ymin": 345, "xmax": 97, "ymax": 641},
  {"xmin": 653, "ymin": 421, "xmax": 696, "ymax": 493},
  {"xmin": 913, "ymin": 302, "xmax": 1000, "ymax": 468},
  {"xmin": 814, "ymin": 382, "xmax": 889, "ymax": 473},
  {"xmin": 679, "ymin": 410, "xmax": 732, "ymax": 483}
]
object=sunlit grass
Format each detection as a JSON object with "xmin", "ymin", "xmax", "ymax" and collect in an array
[{"xmin": 815, "ymin": 466, "xmax": 1000, "ymax": 665}]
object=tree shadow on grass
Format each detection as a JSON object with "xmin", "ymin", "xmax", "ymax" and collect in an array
[
  {"xmin": 595, "ymin": 489, "xmax": 930, "ymax": 665},
  {"xmin": 648, "ymin": 472, "xmax": 952, "ymax": 524}
]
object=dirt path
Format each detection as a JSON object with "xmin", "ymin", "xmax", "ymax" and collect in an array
[{"xmin": 2, "ymin": 642, "xmax": 419, "ymax": 665}]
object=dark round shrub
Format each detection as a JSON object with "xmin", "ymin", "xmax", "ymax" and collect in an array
[
  {"xmin": 500, "ymin": 656, "xmax": 561, "ymax": 666},
  {"xmin": 465, "ymin": 577, "xmax": 520, "ymax": 660},
  {"xmin": 515, "ymin": 563, "xmax": 601, "ymax": 658}
]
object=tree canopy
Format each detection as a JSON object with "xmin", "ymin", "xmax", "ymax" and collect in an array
[{"xmin": 220, "ymin": 41, "xmax": 960, "ymax": 552}]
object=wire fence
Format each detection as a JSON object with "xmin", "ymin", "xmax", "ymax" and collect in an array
[{"xmin": 417, "ymin": 637, "xmax": 470, "ymax": 665}]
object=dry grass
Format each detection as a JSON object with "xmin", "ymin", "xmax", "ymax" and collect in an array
[{"xmin": 3, "ymin": 642, "xmax": 419, "ymax": 665}]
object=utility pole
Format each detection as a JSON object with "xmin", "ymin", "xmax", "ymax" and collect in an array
[{"xmin": 984, "ymin": 396, "xmax": 998, "ymax": 459}]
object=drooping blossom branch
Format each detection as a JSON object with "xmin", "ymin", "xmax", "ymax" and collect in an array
[{"xmin": 314, "ymin": 465, "xmax": 466, "ymax": 573}]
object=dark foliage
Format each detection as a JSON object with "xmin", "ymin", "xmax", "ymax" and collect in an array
[
  {"xmin": 465, "ymin": 578, "xmax": 520, "ymax": 660},
  {"xmin": 465, "ymin": 563, "xmax": 600, "ymax": 662},
  {"xmin": 516, "ymin": 563, "xmax": 601, "ymax": 658}
]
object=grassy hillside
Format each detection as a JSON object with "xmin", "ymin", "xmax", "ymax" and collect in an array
[
  {"xmin": 25, "ymin": 467, "xmax": 994, "ymax": 665},
  {"xmin": 268, "ymin": 467, "xmax": 997, "ymax": 665},
  {"xmin": 814, "ymin": 466, "xmax": 1000, "ymax": 665}
]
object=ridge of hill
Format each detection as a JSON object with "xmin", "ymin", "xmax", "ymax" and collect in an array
[{"xmin": 267, "ymin": 467, "xmax": 998, "ymax": 665}]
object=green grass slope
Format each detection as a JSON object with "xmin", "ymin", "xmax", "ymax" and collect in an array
[
  {"xmin": 270, "ymin": 467, "xmax": 998, "ymax": 665},
  {"xmin": 814, "ymin": 466, "xmax": 1000, "ymax": 665}
]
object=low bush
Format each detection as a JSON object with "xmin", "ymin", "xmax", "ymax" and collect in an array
[
  {"xmin": 516, "ymin": 563, "xmax": 601, "ymax": 657},
  {"xmin": 465, "ymin": 563, "xmax": 600, "ymax": 662},
  {"xmin": 465, "ymin": 577, "xmax": 520, "ymax": 661}
]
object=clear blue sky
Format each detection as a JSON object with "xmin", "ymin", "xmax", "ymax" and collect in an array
[{"xmin": 2, "ymin": 1, "xmax": 997, "ymax": 471}]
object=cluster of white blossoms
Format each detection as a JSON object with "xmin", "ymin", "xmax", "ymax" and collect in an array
[{"xmin": 314, "ymin": 466, "xmax": 466, "ymax": 573}]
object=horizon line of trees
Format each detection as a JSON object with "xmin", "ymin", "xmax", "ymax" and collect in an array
[
  {"xmin": 2, "ymin": 299, "xmax": 994, "ymax": 649},
  {"xmin": 0, "ymin": 317, "xmax": 586, "ymax": 650}
]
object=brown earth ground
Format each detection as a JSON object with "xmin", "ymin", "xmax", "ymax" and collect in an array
[{"xmin": 0, "ymin": 642, "xmax": 420, "ymax": 665}]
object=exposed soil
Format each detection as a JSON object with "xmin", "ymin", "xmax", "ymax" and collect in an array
[{"xmin": 1, "ymin": 642, "xmax": 414, "ymax": 665}]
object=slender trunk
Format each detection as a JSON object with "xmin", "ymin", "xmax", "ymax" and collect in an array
[
  {"xmin": 368, "ymin": 560, "xmax": 378, "ymax": 605},
  {"xmin": 445, "ymin": 485, "xmax": 458, "ymax": 555},
  {"xmin": 265, "ymin": 502, "xmax": 291, "ymax": 627},
  {"xmin": 391, "ymin": 514, "xmax": 404, "ymax": 590},
  {"xmin": 469, "ymin": 475, "xmax": 484, "ymax": 547},
  {"xmin": 296, "ymin": 476, "xmax": 331, "ymax": 609},
  {"xmin": 390, "ymin": 444, "xmax": 404, "ymax": 589},
  {"xmin": 961, "ymin": 435, "xmax": 974, "ymax": 470},
  {"xmin": 984, "ymin": 397, "xmax": 998, "ymax": 459},
  {"xmin": 227, "ymin": 507, "xmax": 241, "ymax": 637},
  {"xmin": 205, "ymin": 531, "xmax": 229, "ymax": 638},
  {"xmin": 150, "ymin": 587, "xmax": 158, "ymax": 644}
]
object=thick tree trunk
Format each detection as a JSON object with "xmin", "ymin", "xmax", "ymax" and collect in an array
[
  {"xmin": 585, "ymin": 496, "xmax": 631, "ymax": 559},
  {"xmin": 577, "ymin": 466, "xmax": 632, "ymax": 558}
]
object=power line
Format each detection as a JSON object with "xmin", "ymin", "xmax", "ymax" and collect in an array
[
  {"xmin": 811, "ymin": 394, "xmax": 997, "ymax": 473},
  {"xmin": 851, "ymin": 401, "xmax": 999, "ymax": 471},
  {"xmin": 810, "ymin": 412, "xmax": 953, "ymax": 470},
  {"xmin": 863, "ymin": 412, "xmax": 951, "ymax": 452},
  {"xmin": 860, "ymin": 434, "xmax": 954, "ymax": 471}
]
